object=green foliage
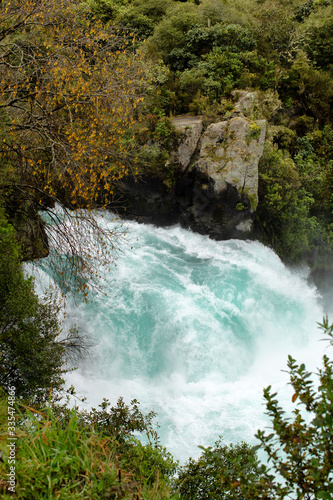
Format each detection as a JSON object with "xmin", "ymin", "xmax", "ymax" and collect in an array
[
  {"xmin": 197, "ymin": 49, "xmax": 244, "ymax": 92},
  {"xmin": 305, "ymin": 124, "xmax": 333, "ymax": 161},
  {"xmin": 253, "ymin": 317, "xmax": 333, "ymax": 499},
  {"xmin": 256, "ymin": 118, "xmax": 333, "ymax": 265},
  {"xmin": 117, "ymin": 9, "xmax": 155, "ymax": 37},
  {"xmin": 294, "ymin": 0, "xmax": 314, "ymax": 23},
  {"xmin": 128, "ymin": 0, "xmax": 174, "ymax": 24},
  {"xmin": 132, "ymin": 111, "xmax": 177, "ymax": 179},
  {"xmin": 98, "ymin": 0, "xmax": 176, "ymax": 38},
  {"xmin": 0, "ymin": 210, "xmax": 80, "ymax": 402},
  {"xmin": 237, "ymin": 52, "xmax": 278, "ymax": 90},
  {"xmin": 174, "ymin": 439, "xmax": 264, "ymax": 499},
  {"xmin": 305, "ymin": 17, "xmax": 333, "ymax": 69},
  {"xmin": 154, "ymin": 115, "xmax": 176, "ymax": 140},
  {"xmin": 294, "ymin": 135, "xmax": 333, "ymax": 214},
  {"xmin": 167, "ymin": 23, "xmax": 256, "ymax": 71},
  {"xmin": 0, "ymin": 396, "xmax": 178, "ymax": 499},
  {"xmin": 178, "ymin": 49, "xmax": 244, "ymax": 99},
  {"xmin": 87, "ymin": 0, "xmax": 120, "ymax": 21},
  {"xmin": 248, "ymin": 121, "xmax": 262, "ymax": 141},
  {"xmin": 149, "ymin": 3, "xmax": 200, "ymax": 57},
  {"xmin": 8, "ymin": 408, "xmax": 122, "ymax": 499},
  {"xmin": 282, "ymin": 52, "xmax": 333, "ymax": 124},
  {"xmin": 257, "ymin": 142, "xmax": 323, "ymax": 261},
  {"xmin": 78, "ymin": 397, "xmax": 178, "ymax": 485},
  {"xmin": 254, "ymin": 1, "xmax": 296, "ymax": 62},
  {"xmin": 197, "ymin": 0, "xmax": 231, "ymax": 26},
  {"xmin": 81, "ymin": 396, "xmax": 160, "ymax": 444}
]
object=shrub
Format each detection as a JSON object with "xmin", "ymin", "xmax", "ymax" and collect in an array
[
  {"xmin": 0, "ymin": 396, "xmax": 178, "ymax": 499},
  {"xmin": 0, "ymin": 210, "xmax": 80, "ymax": 402},
  {"xmin": 174, "ymin": 439, "xmax": 263, "ymax": 499},
  {"xmin": 252, "ymin": 317, "xmax": 333, "ymax": 499},
  {"xmin": 283, "ymin": 53, "xmax": 333, "ymax": 124},
  {"xmin": 306, "ymin": 18, "xmax": 333, "ymax": 69},
  {"xmin": 256, "ymin": 142, "xmax": 322, "ymax": 261}
]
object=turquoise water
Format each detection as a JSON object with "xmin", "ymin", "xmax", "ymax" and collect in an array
[{"xmin": 33, "ymin": 214, "xmax": 329, "ymax": 462}]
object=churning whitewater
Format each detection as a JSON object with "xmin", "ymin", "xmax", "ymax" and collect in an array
[{"xmin": 34, "ymin": 214, "xmax": 329, "ymax": 462}]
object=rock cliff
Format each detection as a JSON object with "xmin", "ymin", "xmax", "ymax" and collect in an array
[{"xmin": 117, "ymin": 91, "xmax": 266, "ymax": 240}]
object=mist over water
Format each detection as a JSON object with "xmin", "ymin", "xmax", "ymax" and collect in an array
[{"xmin": 33, "ymin": 215, "xmax": 331, "ymax": 463}]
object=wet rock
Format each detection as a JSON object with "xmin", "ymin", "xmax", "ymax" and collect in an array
[{"xmin": 117, "ymin": 91, "xmax": 267, "ymax": 241}]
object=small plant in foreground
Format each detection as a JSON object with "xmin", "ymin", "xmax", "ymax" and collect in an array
[{"xmin": 0, "ymin": 396, "xmax": 178, "ymax": 499}]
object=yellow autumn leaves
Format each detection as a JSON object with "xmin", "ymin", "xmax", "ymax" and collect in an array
[{"xmin": 0, "ymin": 0, "xmax": 149, "ymax": 209}]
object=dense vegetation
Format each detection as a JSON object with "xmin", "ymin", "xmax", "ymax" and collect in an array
[
  {"xmin": 1, "ymin": 319, "xmax": 333, "ymax": 498},
  {"xmin": 0, "ymin": 210, "xmax": 67, "ymax": 401},
  {"xmin": 1, "ymin": 0, "xmax": 333, "ymax": 269},
  {"xmin": 83, "ymin": 0, "xmax": 333, "ymax": 268},
  {"xmin": 0, "ymin": 0, "xmax": 332, "ymax": 497}
]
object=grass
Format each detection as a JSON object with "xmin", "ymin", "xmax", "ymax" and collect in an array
[{"xmin": 0, "ymin": 396, "xmax": 178, "ymax": 499}]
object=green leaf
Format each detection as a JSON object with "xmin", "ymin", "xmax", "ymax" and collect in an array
[{"xmin": 317, "ymin": 492, "xmax": 332, "ymax": 499}]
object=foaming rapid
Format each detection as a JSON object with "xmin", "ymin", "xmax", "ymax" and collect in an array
[{"xmin": 33, "ymin": 214, "xmax": 329, "ymax": 463}]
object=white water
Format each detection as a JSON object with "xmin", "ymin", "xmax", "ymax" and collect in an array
[{"xmin": 33, "ymin": 215, "xmax": 331, "ymax": 463}]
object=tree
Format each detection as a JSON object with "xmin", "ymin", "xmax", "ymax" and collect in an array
[
  {"xmin": 0, "ymin": 0, "xmax": 148, "ymax": 205},
  {"xmin": 0, "ymin": 209, "xmax": 83, "ymax": 401},
  {"xmin": 0, "ymin": 0, "xmax": 150, "ymax": 290},
  {"xmin": 253, "ymin": 0, "xmax": 296, "ymax": 63}
]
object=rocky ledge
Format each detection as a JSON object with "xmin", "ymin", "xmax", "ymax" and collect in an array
[{"xmin": 117, "ymin": 91, "xmax": 266, "ymax": 240}]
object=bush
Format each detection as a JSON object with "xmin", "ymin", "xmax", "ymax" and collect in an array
[
  {"xmin": 254, "ymin": 1, "xmax": 296, "ymax": 62},
  {"xmin": 0, "ymin": 210, "xmax": 79, "ymax": 402},
  {"xmin": 128, "ymin": 0, "xmax": 174, "ymax": 24},
  {"xmin": 174, "ymin": 439, "xmax": 263, "ymax": 499},
  {"xmin": 149, "ymin": 4, "xmax": 201, "ymax": 58},
  {"xmin": 167, "ymin": 23, "xmax": 256, "ymax": 72},
  {"xmin": 282, "ymin": 53, "xmax": 333, "ymax": 124},
  {"xmin": 306, "ymin": 18, "xmax": 333, "ymax": 69},
  {"xmin": 252, "ymin": 317, "xmax": 333, "ymax": 499},
  {"xmin": 116, "ymin": 8, "xmax": 155, "ymax": 37},
  {"xmin": 0, "ymin": 396, "xmax": 178, "ymax": 499},
  {"xmin": 174, "ymin": 318, "xmax": 333, "ymax": 499},
  {"xmin": 257, "ymin": 142, "xmax": 319, "ymax": 261}
]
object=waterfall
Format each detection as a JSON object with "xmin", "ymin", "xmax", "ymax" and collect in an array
[{"xmin": 31, "ymin": 214, "xmax": 330, "ymax": 463}]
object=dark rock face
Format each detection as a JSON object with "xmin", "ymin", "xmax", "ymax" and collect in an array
[
  {"xmin": 116, "ymin": 174, "xmax": 181, "ymax": 227},
  {"xmin": 178, "ymin": 173, "xmax": 254, "ymax": 240},
  {"xmin": 116, "ymin": 171, "xmax": 256, "ymax": 240},
  {"xmin": 116, "ymin": 92, "xmax": 267, "ymax": 241},
  {"xmin": 15, "ymin": 212, "xmax": 49, "ymax": 261}
]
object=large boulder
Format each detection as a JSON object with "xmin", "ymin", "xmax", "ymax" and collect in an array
[
  {"xmin": 116, "ymin": 91, "xmax": 267, "ymax": 240},
  {"xmin": 171, "ymin": 116, "xmax": 203, "ymax": 171},
  {"xmin": 195, "ymin": 116, "xmax": 266, "ymax": 211},
  {"xmin": 231, "ymin": 90, "xmax": 258, "ymax": 116}
]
